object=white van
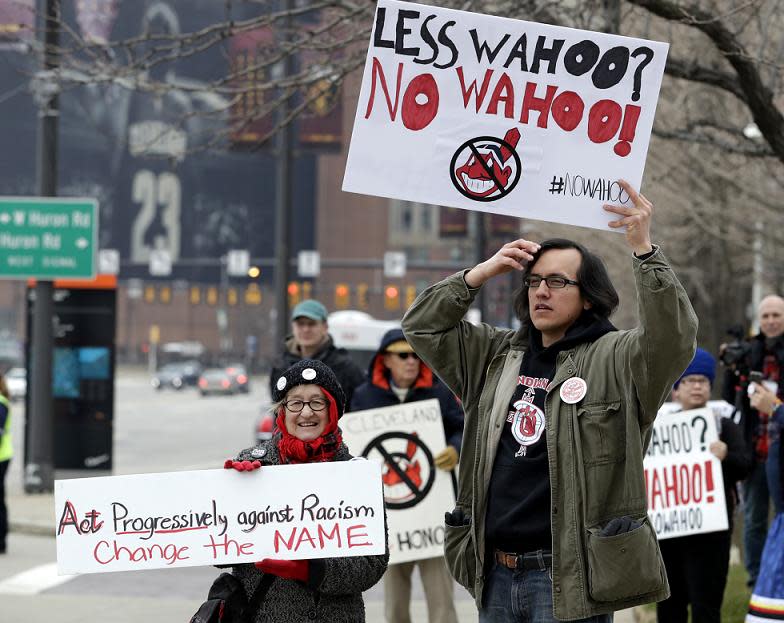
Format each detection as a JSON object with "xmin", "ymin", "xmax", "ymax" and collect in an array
[{"xmin": 327, "ymin": 310, "xmax": 399, "ymax": 371}]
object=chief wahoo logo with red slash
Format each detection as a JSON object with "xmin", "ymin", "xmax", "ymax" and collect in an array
[{"xmin": 450, "ymin": 128, "xmax": 522, "ymax": 202}]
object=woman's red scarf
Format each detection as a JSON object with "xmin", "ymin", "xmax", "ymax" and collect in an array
[{"xmin": 276, "ymin": 388, "xmax": 342, "ymax": 464}]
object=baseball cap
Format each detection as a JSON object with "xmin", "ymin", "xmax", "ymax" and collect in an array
[
  {"xmin": 291, "ymin": 299, "xmax": 328, "ymax": 322},
  {"xmin": 384, "ymin": 339, "xmax": 414, "ymax": 353}
]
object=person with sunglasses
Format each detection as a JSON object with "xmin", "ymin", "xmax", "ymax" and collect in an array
[
  {"xmin": 223, "ymin": 359, "xmax": 389, "ymax": 622},
  {"xmin": 402, "ymin": 180, "xmax": 698, "ymax": 622},
  {"xmin": 349, "ymin": 328, "xmax": 464, "ymax": 623}
]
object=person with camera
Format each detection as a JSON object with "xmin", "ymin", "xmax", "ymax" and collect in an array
[
  {"xmin": 402, "ymin": 181, "xmax": 698, "ymax": 622},
  {"xmin": 721, "ymin": 294, "xmax": 784, "ymax": 587}
]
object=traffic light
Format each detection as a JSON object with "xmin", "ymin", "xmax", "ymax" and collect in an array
[
  {"xmin": 405, "ymin": 285, "xmax": 417, "ymax": 309},
  {"xmin": 384, "ymin": 285, "xmax": 400, "ymax": 311},
  {"xmin": 335, "ymin": 283, "xmax": 350, "ymax": 309},
  {"xmin": 245, "ymin": 284, "xmax": 262, "ymax": 305},
  {"xmin": 357, "ymin": 283, "xmax": 369, "ymax": 310},
  {"xmin": 159, "ymin": 286, "xmax": 172, "ymax": 304},
  {"xmin": 302, "ymin": 281, "xmax": 312, "ymax": 300},
  {"xmin": 288, "ymin": 282, "xmax": 301, "ymax": 307}
]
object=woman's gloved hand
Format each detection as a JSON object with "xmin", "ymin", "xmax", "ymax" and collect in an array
[
  {"xmin": 434, "ymin": 445, "xmax": 458, "ymax": 471},
  {"xmin": 255, "ymin": 558, "xmax": 310, "ymax": 582},
  {"xmin": 223, "ymin": 459, "xmax": 262, "ymax": 471}
]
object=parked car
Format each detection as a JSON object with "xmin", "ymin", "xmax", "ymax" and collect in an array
[
  {"xmin": 255, "ymin": 411, "xmax": 275, "ymax": 443},
  {"xmin": 198, "ymin": 367, "xmax": 242, "ymax": 396},
  {"xmin": 151, "ymin": 360, "xmax": 202, "ymax": 390},
  {"xmin": 224, "ymin": 363, "xmax": 250, "ymax": 394},
  {"xmin": 5, "ymin": 367, "xmax": 26, "ymax": 402}
]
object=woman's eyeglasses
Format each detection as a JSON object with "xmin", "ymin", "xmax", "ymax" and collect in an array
[
  {"xmin": 391, "ymin": 352, "xmax": 419, "ymax": 361},
  {"xmin": 283, "ymin": 398, "xmax": 328, "ymax": 412}
]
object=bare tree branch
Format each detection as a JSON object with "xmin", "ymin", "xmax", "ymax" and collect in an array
[{"xmin": 628, "ymin": 0, "xmax": 784, "ymax": 163}]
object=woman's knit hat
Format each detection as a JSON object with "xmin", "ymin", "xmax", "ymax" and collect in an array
[
  {"xmin": 272, "ymin": 359, "xmax": 346, "ymax": 418},
  {"xmin": 674, "ymin": 347, "xmax": 716, "ymax": 388}
]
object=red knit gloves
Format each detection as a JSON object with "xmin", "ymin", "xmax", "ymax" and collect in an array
[
  {"xmin": 223, "ymin": 459, "xmax": 261, "ymax": 471},
  {"xmin": 255, "ymin": 559, "xmax": 310, "ymax": 582}
]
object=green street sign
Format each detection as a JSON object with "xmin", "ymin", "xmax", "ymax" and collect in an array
[{"xmin": 0, "ymin": 197, "xmax": 98, "ymax": 280}]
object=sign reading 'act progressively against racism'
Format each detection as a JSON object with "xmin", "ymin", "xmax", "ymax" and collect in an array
[
  {"xmin": 341, "ymin": 399, "xmax": 455, "ymax": 565},
  {"xmin": 343, "ymin": 0, "xmax": 669, "ymax": 231},
  {"xmin": 643, "ymin": 408, "xmax": 728, "ymax": 540},
  {"xmin": 55, "ymin": 461, "xmax": 385, "ymax": 574}
]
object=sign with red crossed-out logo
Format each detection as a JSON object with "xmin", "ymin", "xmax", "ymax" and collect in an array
[
  {"xmin": 343, "ymin": 0, "xmax": 669, "ymax": 231},
  {"xmin": 341, "ymin": 399, "xmax": 455, "ymax": 565}
]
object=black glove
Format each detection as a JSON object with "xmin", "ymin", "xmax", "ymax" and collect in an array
[
  {"xmin": 445, "ymin": 507, "xmax": 471, "ymax": 527},
  {"xmin": 600, "ymin": 516, "xmax": 642, "ymax": 536}
]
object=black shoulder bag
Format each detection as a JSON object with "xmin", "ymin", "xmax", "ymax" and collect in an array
[{"xmin": 189, "ymin": 572, "xmax": 274, "ymax": 623}]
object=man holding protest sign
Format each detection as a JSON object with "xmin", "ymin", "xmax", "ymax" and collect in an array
[
  {"xmin": 350, "ymin": 328, "xmax": 464, "ymax": 623},
  {"xmin": 402, "ymin": 181, "xmax": 697, "ymax": 621},
  {"xmin": 656, "ymin": 349, "xmax": 749, "ymax": 623}
]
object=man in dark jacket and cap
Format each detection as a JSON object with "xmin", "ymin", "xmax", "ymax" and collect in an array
[
  {"xmin": 350, "ymin": 328, "xmax": 464, "ymax": 623},
  {"xmin": 269, "ymin": 299, "xmax": 365, "ymax": 408}
]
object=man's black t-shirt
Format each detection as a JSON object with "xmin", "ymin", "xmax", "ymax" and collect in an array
[{"xmin": 485, "ymin": 312, "xmax": 615, "ymax": 555}]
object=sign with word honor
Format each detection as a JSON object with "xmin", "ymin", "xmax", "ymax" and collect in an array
[
  {"xmin": 342, "ymin": 399, "xmax": 455, "ymax": 565},
  {"xmin": 343, "ymin": 0, "xmax": 668, "ymax": 231},
  {"xmin": 643, "ymin": 408, "xmax": 728, "ymax": 540},
  {"xmin": 55, "ymin": 460, "xmax": 385, "ymax": 574}
]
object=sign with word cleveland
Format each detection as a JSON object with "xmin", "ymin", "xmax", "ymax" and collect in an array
[
  {"xmin": 342, "ymin": 399, "xmax": 455, "ymax": 565},
  {"xmin": 643, "ymin": 408, "xmax": 728, "ymax": 540},
  {"xmin": 55, "ymin": 461, "xmax": 385, "ymax": 574},
  {"xmin": 343, "ymin": 0, "xmax": 668, "ymax": 231}
]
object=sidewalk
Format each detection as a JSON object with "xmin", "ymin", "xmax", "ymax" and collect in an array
[
  {"xmin": 8, "ymin": 489, "xmax": 636, "ymax": 622},
  {"xmin": 8, "ymin": 489, "xmax": 55, "ymax": 537}
]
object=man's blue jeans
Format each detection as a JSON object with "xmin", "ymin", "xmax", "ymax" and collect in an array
[
  {"xmin": 479, "ymin": 560, "xmax": 613, "ymax": 623},
  {"xmin": 743, "ymin": 461, "xmax": 771, "ymax": 585}
]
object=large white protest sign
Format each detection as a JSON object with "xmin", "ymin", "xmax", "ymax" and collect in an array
[
  {"xmin": 55, "ymin": 460, "xmax": 384, "ymax": 574},
  {"xmin": 644, "ymin": 408, "xmax": 728, "ymax": 540},
  {"xmin": 342, "ymin": 399, "xmax": 455, "ymax": 565},
  {"xmin": 343, "ymin": 0, "xmax": 669, "ymax": 231}
]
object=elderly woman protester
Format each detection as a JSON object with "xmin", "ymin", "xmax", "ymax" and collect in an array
[{"xmin": 224, "ymin": 359, "xmax": 388, "ymax": 623}]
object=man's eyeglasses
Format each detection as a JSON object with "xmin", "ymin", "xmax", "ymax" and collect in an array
[
  {"xmin": 283, "ymin": 398, "xmax": 328, "ymax": 412},
  {"xmin": 389, "ymin": 352, "xmax": 419, "ymax": 361},
  {"xmin": 523, "ymin": 275, "xmax": 580, "ymax": 289}
]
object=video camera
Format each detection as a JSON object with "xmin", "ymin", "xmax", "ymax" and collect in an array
[{"xmin": 720, "ymin": 324, "xmax": 752, "ymax": 371}]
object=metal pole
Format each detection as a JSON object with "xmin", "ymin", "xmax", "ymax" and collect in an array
[
  {"xmin": 273, "ymin": 0, "xmax": 294, "ymax": 350},
  {"xmin": 26, "ymin": 0, "xmax": 60, "ymax": 493}
]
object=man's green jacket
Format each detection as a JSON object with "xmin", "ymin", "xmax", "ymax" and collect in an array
[{"xmin": 402, "ymin": 248, "xmax": 697, "ymax": 620}]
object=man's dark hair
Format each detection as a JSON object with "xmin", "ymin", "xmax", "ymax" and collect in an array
[{"xmin": 513, "ymin": 238, "xmax": 619, "ymax": 324}]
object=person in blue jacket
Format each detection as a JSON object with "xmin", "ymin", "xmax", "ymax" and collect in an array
[{"xmin": 350, "ymin": 328, "xmax": 464, "ymax": 623}]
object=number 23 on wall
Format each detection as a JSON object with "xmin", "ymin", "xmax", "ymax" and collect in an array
[{"xmin": 130, "ymin": 169, "xmax": 182, "ymax": 262}]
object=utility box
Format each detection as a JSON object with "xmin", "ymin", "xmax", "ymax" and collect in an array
[{"xmin": 25, "ymin": 275, "xmax": 117, "ymax": 470}]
